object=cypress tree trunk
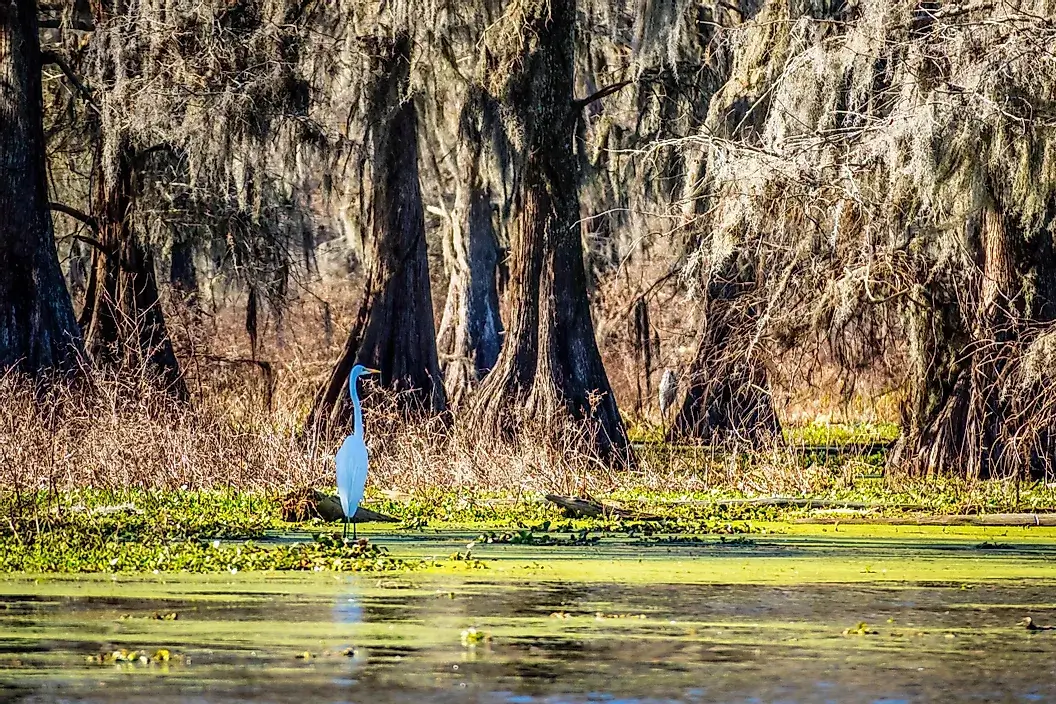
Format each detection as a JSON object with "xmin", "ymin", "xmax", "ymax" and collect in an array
[
  {"xmin": 893, "ymin": 202, "xmax": 1027, "ymax": 478},
  {"xmin": 309, "ymin": 34, "xmax": 445, "ymax": 431},
  {"xmin": 473, "ymin": 0, "xmax": 630, "ymax": 461},
  {"xmin": 436, "ymin": 176, "xmax": 504, "ymax": 404},
  {"xmin": 431, "ymin": 87, "xmax": 507, "ymax": 406},
  {"xmin": 674, "ymin": 325, "xmax": 781, "ymax": 446},
  {"xmin": 672, "ymin": 264, "xmax": 780, "ymax": 446},
  {"xmin": 79, "ymin": 137, "xmax": 186, "ymax": 398},
  {"xmin": 0, "ymin": 0, "xmax": 84, "ymax": 373},
  {"xmin": 75, "ymin": 0, "xmax": 185, "ymax": 396}
]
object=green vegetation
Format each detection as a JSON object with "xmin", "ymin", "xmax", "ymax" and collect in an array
[
  {"xmin": 627, "ymin": 420, "xmax": 901, "ymax": 447},
  {"xmin": 5, "ymin": 478, "xmax": 1056, "ymax": 574},
  {"xmin": 0, "ymin": 530, "xmax": 412, "ymax": 574},
  {"xmin": 0, "ymin": 491, "xmax": 477, "ymax": 574},
  {"xmin": 783, "ymin": 421, "xmax": 900, "ymax": 446}
]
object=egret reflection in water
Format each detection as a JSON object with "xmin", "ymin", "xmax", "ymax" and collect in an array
[{"xmin": 333, "ymin": 590, "xmax": 364, "ymax": 625}]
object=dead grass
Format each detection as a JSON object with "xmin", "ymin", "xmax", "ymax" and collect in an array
[
  {"xmin": 0, "ymin": 363, "xmax": 866, "ymax": 497},
  {"xmin": 0, "ymin": 370, "xmax": 327, "ymax": 491},
  {"xmin": 0, "ymin": 281, "xmax": 897, "ymax": 497}
]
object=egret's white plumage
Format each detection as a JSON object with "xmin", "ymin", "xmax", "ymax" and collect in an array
[
  {"xmin": 335, "ymin": 432, "xmax": 368, "ymax": 525},
  {"xmin": 336, "ymin": 364, "xmax": 380, "ymax": 539}
]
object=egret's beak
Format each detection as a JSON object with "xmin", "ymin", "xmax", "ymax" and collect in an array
[{"xmin": 364, "ymin": 368, "xmax": 381, "ymax": 375}]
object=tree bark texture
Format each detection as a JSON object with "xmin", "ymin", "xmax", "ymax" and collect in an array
[
  {"xmin": 672, "ymin": 263, "xmax": 780, "ymax": 446},
  {"xmin": 437, "ymin": 184, "xmax": 504, "ymax": 404},
  {"xmin": 78, "ymin": 137, "xmax": 187, "ymax": 398},
  {"xmin": 473, "ymin": 0, "xmax": 630, "ymax": 461},
  {"xmin": 0, "ymin": 0, "xmax": 84, "ymax": 373},
  {"xmin": 309, "ymin": 34, "xmax": 446, "ymax": 432},
  {"xmin": 436, "ymin": 95, "xmax": 505, "ymax": 405},
  {"xmin": 892, "ymin": 202, "xmax": 1035, "ymax": 479}
]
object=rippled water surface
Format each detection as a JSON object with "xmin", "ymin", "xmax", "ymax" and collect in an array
[{"xmin": 3, "ymin": 528, "xmax": 1056, "ymax": 703}]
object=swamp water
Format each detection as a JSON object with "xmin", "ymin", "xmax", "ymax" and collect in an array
[{"xmin": 3, "ymin": 525, "xmax": 1056, "ymax": 703}]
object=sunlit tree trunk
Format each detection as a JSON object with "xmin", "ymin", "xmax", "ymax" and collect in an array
[
  {"xmin": 473, "ymin": 0, "xmax": 630, "ymax": 461},
  {"xmin": 436, "ymin": 158, "xmax": 504, "ymax": 405},
  {"xmin": 0, "ymin": 0, "xmax": 84, "ymax": 373}
]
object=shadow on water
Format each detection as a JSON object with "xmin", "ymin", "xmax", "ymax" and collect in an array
[{"xmin": 4, "ymin": 537, "xmax": 1056, "ymax": 703}]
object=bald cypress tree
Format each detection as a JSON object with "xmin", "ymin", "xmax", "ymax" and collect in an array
[
  {"xmin": 471, "ymin": 0, "xmax": 630, "ymax": 461},
  {"xmin": 0, "ymin": 0, "xmax": 84, "ymax": 374},
  {"xmin": 308, "ymin": 33, "xmax": 446, "ymax": 430},
  {"xmin": 41, "ymin": 0, "xmax": 320, "ymax": 395},
  {"xmin": 78, "ymin": 133, "xmax": 186, "ymax": 397},
  {"xmin": 673, "ymin": 257, "xmax": 780, "ymax": 446},
  {"xmin": 431, "ymin": 88, "xmax": 507, "ymax": 406},
  {"xmin": 687, "ymin": 0, "xmax": 1056, "ymax": 478}
]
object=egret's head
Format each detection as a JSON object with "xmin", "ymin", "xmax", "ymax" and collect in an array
[{"xmin": 349, "ymin": 364, "xmax": 381, "ymax": 384}]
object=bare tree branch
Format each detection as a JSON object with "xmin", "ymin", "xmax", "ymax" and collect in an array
[
  {"xmin": 573, "ymin": 80, "xmax": 632, "ymax": 110},
  {"xmin": 49, "ymin": 202, "xmax": 99, "ymax": 233},
  {"xmin": 40, "ymin": 50, "xmax": 99, "ymax": 111}
]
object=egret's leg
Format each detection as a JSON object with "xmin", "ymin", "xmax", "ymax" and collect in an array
[
  {"xmin": 353, "ymin": 521, "xmax": 357, "ymax": 540},
  {"xmin": 342, "ymin": 517, "xmax": 347, "ymax": 540}
]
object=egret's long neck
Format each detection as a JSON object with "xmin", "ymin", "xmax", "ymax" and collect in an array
[{"xmin": 349, "ymin": 376, "xmax": 364, "ymax": 439}]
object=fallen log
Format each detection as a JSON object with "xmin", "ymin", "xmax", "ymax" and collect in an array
[
  {"xmin": 349, "ymin": 505, "xmax": 399, "ymax": 523},
  {"xmin": 545, "ymin": 494, "xmax": 660, "ymax": 520},
  {"xmin": 281, "ymin": 488, "xmax": 397, "ymax": 524}
]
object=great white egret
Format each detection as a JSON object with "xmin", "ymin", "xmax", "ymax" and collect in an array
[{"xmin": 336, "ymin": 364, "xmax": 380, "ymax": 539}]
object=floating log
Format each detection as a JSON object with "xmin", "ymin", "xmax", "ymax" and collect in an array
[
  {"xmin": 280, "ymin": 488, "xmax": 397, "ymax": 523},
  {"xmin": 545, "ymin": 494, "xmax": 660, "ymax": 520},
  {"xmin": 350, "ymin": 505, "xmax": 399, "ymax": 523},
  {"xmin": 546, "ymin": 494, "xmax": 604, "ymax": 517}
]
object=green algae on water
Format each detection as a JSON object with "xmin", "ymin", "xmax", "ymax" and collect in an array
[
  {"xmin": 0, "ymin": 533, "xmax": 409, "ymax": 573},
  {"xmin": 7, "ymin": 486, "xmax": 1056, "ymax": 574}
]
